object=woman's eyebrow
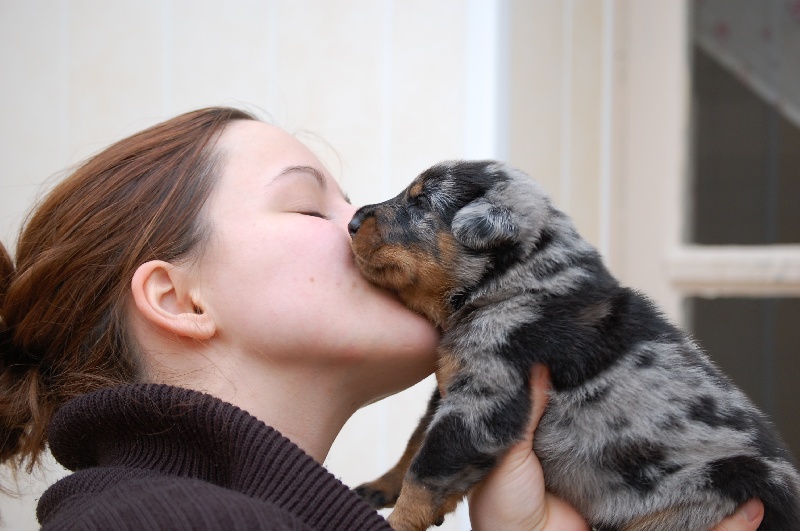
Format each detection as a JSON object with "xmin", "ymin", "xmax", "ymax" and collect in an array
[{"xmin": 273, "ymin": 165, "xmax": 327, "ymax": 190}]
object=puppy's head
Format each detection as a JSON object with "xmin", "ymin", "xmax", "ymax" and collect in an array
[{"xmin": 348, "ymin": 160, "xmax": 551, "ymax": 326}]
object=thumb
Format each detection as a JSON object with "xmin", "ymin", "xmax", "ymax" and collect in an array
[
  {"xmin": 713, "ymin": 499, "xmax": 764, "ymax": 531},
  {"xmin": 499, "ymin": 364, "xmax": 550, "ymax": 468},
  {"xmin": 528, "ymin": 364, "xmax": 551, "ymax": 436}
]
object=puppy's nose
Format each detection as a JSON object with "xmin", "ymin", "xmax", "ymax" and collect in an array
[{"xmin": 348, "ymin": 208, "xmax": 368, "ymax": 237}]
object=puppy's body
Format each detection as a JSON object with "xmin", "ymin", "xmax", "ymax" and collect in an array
[{"xmin": 348, "ymin": 161, "xmax": 800, "ymax": 531}]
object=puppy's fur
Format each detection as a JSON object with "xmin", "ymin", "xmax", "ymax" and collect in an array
[{"xmin": 348, "ymin": 161, "xmax": 800, "ymax": 531}]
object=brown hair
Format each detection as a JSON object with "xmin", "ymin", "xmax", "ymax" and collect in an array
[{"xmin": 0, "ymin": 106, "xmax": 256, "ymax": 473}]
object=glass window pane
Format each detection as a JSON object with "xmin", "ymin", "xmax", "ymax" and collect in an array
[
  {"xmin": 689, "ymin": 1, "xmax": 800, "ymax": 244},
  {"xmin": 687, "ymin": 297, "xmax": 800, "ymax": 460}
]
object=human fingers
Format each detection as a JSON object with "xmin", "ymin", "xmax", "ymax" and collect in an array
[{"xmin": 711, "ymin": 499, "xmax": 764, "ymax": 531}]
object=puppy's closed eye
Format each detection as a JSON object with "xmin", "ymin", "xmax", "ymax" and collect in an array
[
  {"xmin": 407, "ymin": 194, "xmax": 430, "ymax": 214},
  {"xmin": 452, "ymin": 198, "xmax": 518, "ymax": 250}
]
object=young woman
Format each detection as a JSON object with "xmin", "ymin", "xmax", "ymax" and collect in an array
[{"xmin": 0, "ymin": 107, "xmax": 763, "ymax": 530}]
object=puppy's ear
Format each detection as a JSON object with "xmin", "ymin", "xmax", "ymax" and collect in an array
[{"xmin": 452, "ymin": 198, "xmax": 518, "ymax": 250}]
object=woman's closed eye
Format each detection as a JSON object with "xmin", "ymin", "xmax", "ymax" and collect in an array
[{"xmin": 295, "ymin": 210, "xmax": 330, "ymax": 220}]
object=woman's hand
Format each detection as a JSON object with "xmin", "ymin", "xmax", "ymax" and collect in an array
[{"xmin": 466, "ymin": 364, "xmax": 765, "ymax": 531}]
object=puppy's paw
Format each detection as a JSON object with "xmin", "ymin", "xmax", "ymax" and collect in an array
[
  {"xmin": 385, "ymin": 481, "xmax": 455, "ymax": 531},
  {"xmin": 354, "ymin": 480, "xmax": 401, "ymax": 509}
]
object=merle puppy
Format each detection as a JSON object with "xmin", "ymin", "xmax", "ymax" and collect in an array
[{"xmin": 347, "ymin": 161, "xmax": 800, "ymax": 531}]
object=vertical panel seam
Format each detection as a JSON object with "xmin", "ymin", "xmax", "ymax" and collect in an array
[
  {"xmin": 58, "ymin": 0, "xmax": 71, "ymax": 165},
  {"xmin": 599, "ymin": 0, "xmax": 616, "ymax": 263},
  {"xmin": 560, "ymin": 0, "xmax": 574, "ymax": 212},
  {"xmin": 161, "ymin": 0, "xmax": 174, "ymax": 117}
]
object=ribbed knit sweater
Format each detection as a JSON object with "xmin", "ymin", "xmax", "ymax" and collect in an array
[{"xmin": 37, "ymin": 383, "xmax": 391, "ymax": 530}]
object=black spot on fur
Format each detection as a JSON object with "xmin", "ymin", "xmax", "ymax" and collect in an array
[
  {"xmin": 707, "ymin": 456, "xmax": 800, "ymax": 529},
  {"xmin": 505, "ymin": 276, "xmax": 685, "ymax": 391},
  {"xmin": 449, "ymin": 290, "xmax": 468, "ymax": 311},
  {"xmin": 477, "ymin": 243, "xmax": 524, "ymax": 290},
  {"xmin": 608, "ymin": 415, "xmax": 631, "ymax": 431},
  {"xmin": 707, "ymin": 455, "xmax": 769, "ymax": 505},
  {"xmin": 532, "ymin": 227, "xmax": 555, "ymax": 254},
  {"xmin": 447, "ymin": 374, "xmax": 488, "ymax": 397},
  {"xmin": 607, "ymin": 441, "xmax": 682, "ymax": 495},
  {"xmin": 749, "ymin": 414, "xmax": 796, "ymax": 463},
  {"xmin": 634, "ymin": 349, "xmax": 657, "ymax": 368},
  {"xmin": 687, "ymin": 395, "xmax": 750, "ymax": 432},
  {"xmin": 657, "ymin": 413, "xmax": 685, "ymax": 432},
  {"xmin": 583, "ymin": 385, "xmax": 611, "ymax": 404},
  {"xmin": 485, "ymin": 387, "xmax": 533, "ymax": 446}
]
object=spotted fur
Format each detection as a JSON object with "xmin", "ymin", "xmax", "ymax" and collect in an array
[{"xmin": 348, "ymin": 161, "xmax": 800, "ymax": 531}]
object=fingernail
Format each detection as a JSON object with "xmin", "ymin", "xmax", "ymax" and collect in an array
[{"xmin": 739, "ymin": 499, "xmax": 761, "ymax": 522}]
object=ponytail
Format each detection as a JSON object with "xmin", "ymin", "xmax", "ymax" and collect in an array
[{"xmin": 0, "ymin": 242, "xmax": 50, "ymax": 474}]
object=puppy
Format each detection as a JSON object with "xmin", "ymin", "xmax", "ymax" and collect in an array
[{"xmin": 347, "ymin": 161, "xmax": 800, "ymax": 531}]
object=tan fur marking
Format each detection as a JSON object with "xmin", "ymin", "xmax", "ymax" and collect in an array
[
  {"xmin": 435, "ymin": 231, "xmax": 459, "ymax": 267},
  {"xmin": 408, "ymin": 181, "xmax": 423, "ymax": 198},
  {"xmin": 387, "ymin": 481, "xmax": 443, "ymax": 531},
  {"xmin": 436, "ymin": 347, "xmax": 460, "ymax": 397},
  {"xmin": 436, "ymin": 492, "xmax": 462, "ymax": 525},
  {"xmin": 390, "ymin": 246, "xmax": 455, "ymax": 326},
  {"xmin": 373, "ymin": 246, "xmax": 421, "ymax": 288},
  {"xmin": 620, "ymin": 505, "xmax": 698, "ymax": 531},
  {"xmin": 393, "ymin": 231, "xmax": 460, "ymax": 326}
]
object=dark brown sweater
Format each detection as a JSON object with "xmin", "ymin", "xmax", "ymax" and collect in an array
[{"xmin": 37, "ymin": 383, "xmax": 391, "ymax": 530}]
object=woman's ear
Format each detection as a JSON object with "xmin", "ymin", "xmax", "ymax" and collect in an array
[{"xmin": 131, "ymin": 260, "xmax": 216, "ymax": 340}]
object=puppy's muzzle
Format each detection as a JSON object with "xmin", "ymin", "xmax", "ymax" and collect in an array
[{"xmin": 349, "ymin": 204, "xmax": 387, "ymax": 266}]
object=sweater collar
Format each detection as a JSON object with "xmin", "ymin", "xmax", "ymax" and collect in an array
[{"xmin": 44, "ymin": 383, "xmax": 388, "ymax": 529}]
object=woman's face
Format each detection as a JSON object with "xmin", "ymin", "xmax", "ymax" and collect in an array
[{"xmin": 195, "ymin": 120, "xmax": 438, "ymax": 400}]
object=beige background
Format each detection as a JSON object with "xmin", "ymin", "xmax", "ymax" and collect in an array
[{"xmin": 2, "ymin": 1, "xmax": 773, "ymax": 530}]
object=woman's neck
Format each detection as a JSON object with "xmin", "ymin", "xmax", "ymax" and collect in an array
[{"xmin": 146, "ymin": 349, "xmax": 362, "ymax": 463}]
